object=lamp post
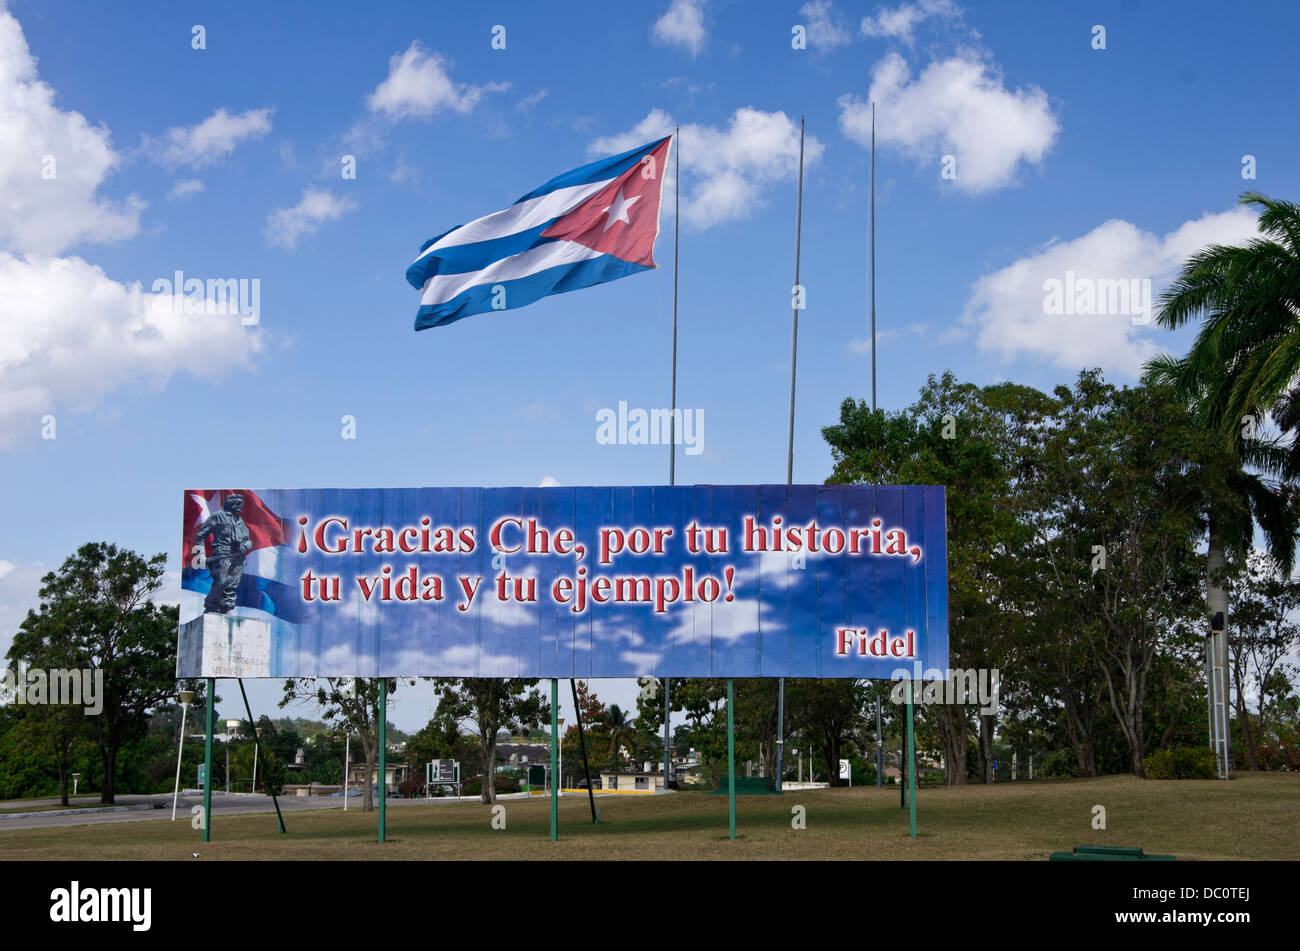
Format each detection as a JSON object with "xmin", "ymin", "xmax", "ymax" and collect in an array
[
  {"xmin": 225, "ymin": 719, "xmax": 239, "ymax": 793},
  {"xmin": 343, "ymin": 733, "xmax": 350, "ymax": 812},
  {"xmin": 71, "ymin": 772, "xmax": 80, "ymax": 797},
  {"xmin": 171, "ymin": 689, "xmax": 194, "ymax": 820}
]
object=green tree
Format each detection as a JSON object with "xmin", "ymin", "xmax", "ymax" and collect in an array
[
  {"xmin": 280, "ymin": 677, "xmax": 395, "ymax": 812},
  {"xmin": 1226, "ymin": 550, "xmax": 1300, "ymax": 766},
  {"xmin": 604, "ymin": 703, "xmax": 636, "ymax": 771},
  {"xmin": 822, "ymin": 373, "xmax": 1040, "ymax": 783},
  {"xmin": 7, "ymin": 542, "xmax": 177, "ymax": 803},
  {"xmin": 428, "ymin": 679, "xmax": 549, "ymax": 803},
  {"xmin": 1031, "ymin": 375, "xmax": 1206, "ymax": 776},
  {"xmin": 1145, "ymin": 192, "xmax": 1300, "ymax": 768}
]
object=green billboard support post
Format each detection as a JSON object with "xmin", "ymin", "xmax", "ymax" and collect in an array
[
  {"xmin": 202, "ymin": 678, "xmax": 214, "ymax": 842},
  {"xmin": 378, "ymin": 680, "xmax": 387, "ymax": 843},
  {"xmin": 727, "ymin": 678, "xmax": 736, "ymax": 840},
  {"xmin": 550, "ymin": 678, "xmax": 559, "ymax": 842},
  {"xmin": 907, "ymin": 678, "xmax": 917, "ymax": 839}
]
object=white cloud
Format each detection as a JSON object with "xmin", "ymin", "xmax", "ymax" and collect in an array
[
  {"xmin": 167, "ymin": 178, "xmax": 205, "ymax": 201},
  {"xmin": 800, "ymin": 1, "xmax": 852, "ymax": 50},
  {"xmin": 860, "ymin": 0, "xmax": 958, "ymax": 43},
  {"xmin": 0, "ymin": 557, "xmax": 46, "ymax": 661},
  {"xmin": 849, "ymin": 321, "xmax": 931, "ymax": 354},
  {"xmin": 539, "ymin": 475, "xmax": 561, "ymax": 488},
  {"xmin": 0, "ymin": 7, "xmax": 259, "ymax": 450},
  {"xmin": 589, "ymin": 108, "xmax": 822, "ymax": 229},
  {"xmin": 264, "ymin": 188, "xmax": 357, "ymax": 250},
  {"xmin": 0, "ymin": 253, "xmax": 262, "ymax": 447},
  {"xmin": 0, "ymin": 6, "xmax": 142, "ymax": 255},
  {"xmin": 959, "ymin": 207, "xmax": 1261, "ymax": 378},
  {"xmin": 652, "ymin": 0, "xmax": 708, "ymax": 57},
  {"xmin": 149, "ymin": 107, "xmax": 272, "ymax": 168},
  {"xmin": 839, "ymin": 50, "xmax": 1057, "ymax": 193},
  {"xmin": 365, "ymin": 43, "xmax": 506, "ymax": 120},
  {"xmin": 516, "ymin": 90, "xmax": 548, "ymax": 112}
]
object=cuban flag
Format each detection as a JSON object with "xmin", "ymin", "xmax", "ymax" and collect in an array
[
  {"xmin": 406, "ymin": 136, "xmax": 672, "ymax": 330},
  {"xmin": 181, "ymin": 489, "xmax": 306, "ymax": 623}
]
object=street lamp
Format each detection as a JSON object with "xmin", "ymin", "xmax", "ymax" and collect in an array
[
  {"xmin": 171, "ymin": 689, "xmax": 194, "ymax": 820},
  {"xmin": 226, "ymin": 719, "xmax": 240, "ymax": 793},
  {"xmin": 71, "ymin": 772, "xmax": 80, "ymax": 797}
]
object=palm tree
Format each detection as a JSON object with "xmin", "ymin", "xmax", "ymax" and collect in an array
[
  {"xmin": 604, "ymin": 704, "xmax": 635, "ymax": 771},
  {"xmin": 1148, "ymin": 193, "xmax": 1300, "ymax": 437},
  {"xmin": 1144, "ymin": 192, "xmax": 1300, "ymax": 773}
]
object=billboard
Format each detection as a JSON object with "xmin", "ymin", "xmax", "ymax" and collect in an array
[{"xmin": 177, "ymin": 485, "xmax": 948, "ymax": 679}]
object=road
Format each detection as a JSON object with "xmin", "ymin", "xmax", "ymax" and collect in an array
[{"xmin": 0, "ymin": 789, "xmax": 616, "ymax": 831}]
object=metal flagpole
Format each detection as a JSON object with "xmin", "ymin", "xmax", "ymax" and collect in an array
[
  {"xmin": 202, "ymin": 678, "xmax": 214, "ymax": 842},
  {"xmin": 777, "ymin": 116, "xmax": 805, "ymax": 797},
  {"xmin": 870, "ymin": 101, "xmax": 877, "ymax": 411},
  {"xmin": 378, "ymin": 680, "xmax": 387, "ymax": 843},
  {"xmin": 343, "ymin": 734, "xmax": 349, "ymax": 811},
  {"xmin": 669, "ymin": 126, "xmax": 680, "ymax": 486},
  {"xmin": 870, "ymin": 102, "xmax": 886, "ymax": 792},
  {"xmin": 665, "ymin": 127, "xmax": 680, "ymax": 792}
]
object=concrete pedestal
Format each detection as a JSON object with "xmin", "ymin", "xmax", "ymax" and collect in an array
[{"xmin": 177, "ymin": 613, "xmax": 271, "ymax": 678}]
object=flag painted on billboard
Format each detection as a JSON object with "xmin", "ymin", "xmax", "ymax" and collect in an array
[
  {"xmin": 175, "ymin": 484, "xmax": 948, "ymax": 680},
  {"xmin": 182, "ymin": 490, "xmax": 306, "ymax": 623},
  {"xmin": 405, "ymin": 137, "xmax": 671, "ymax": 331}
]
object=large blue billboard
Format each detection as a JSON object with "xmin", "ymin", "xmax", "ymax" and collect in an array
[{"xmin": 177, "ymin": 484, "xmax": 948, "ymax": 679}]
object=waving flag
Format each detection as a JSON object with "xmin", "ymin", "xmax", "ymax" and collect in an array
[{"xmin": 406, "ymin": 136, "xmax": 672, "ymax": 330}]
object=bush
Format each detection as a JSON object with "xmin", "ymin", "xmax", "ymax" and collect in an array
[
  {"xmin": 1255, "ymin": 744, "xmax": 1300, "ymax": 771},
  {"xmin": 1034, "ymin": 750, "xmax": 1079, "ymax": 778},
  {"xmin": 398, "ymin": 774, "xmax": 424, "ymax": 798},
  {"xmin": 460, "ymin": 773, "xmax": 521, "ymax": 797},
  {"xmin": 1143, "ymin": 746, "xmax": 1217, "ymax": 779}
]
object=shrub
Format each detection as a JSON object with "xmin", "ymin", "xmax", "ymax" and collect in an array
[
  {"xmin": 460, "ymin": 773, "xmax": 521, "ymax": 797},
  {"xmin": 1143, "ymin": 746, "xmax": 1217, "ymax": 779},
  {"xmin": 1255, "ymin": 744, "xmax": 1300, "ymax": 771},
  {"xmin": 1035, "ymin": 750, "xmax": 1080, "ymax": 779}
]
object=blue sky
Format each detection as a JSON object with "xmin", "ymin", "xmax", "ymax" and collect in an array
[{"xmin": 1, "ymin": 0, "xmax": 1297, "ymax": 730}]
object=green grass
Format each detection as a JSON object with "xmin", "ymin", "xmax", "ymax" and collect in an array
[{"xmin": 1, "ymin": 772, "xmax": 1296, "ymax": 860}]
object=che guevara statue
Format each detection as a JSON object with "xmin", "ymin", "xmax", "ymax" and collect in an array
[{"xmin": 194, "ymin": 493, "xmax": 252, "ymax": 614}]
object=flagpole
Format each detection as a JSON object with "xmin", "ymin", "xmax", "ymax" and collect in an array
[
  {"xmin": 669, "ymin": 126, "xmax": 680, "ymax": 487},
  {"xmin": 786, "ymin": 116, "xmax": 805, "ymax": 486},
  {"xmin": 778, "ymin": 116, "xmax": 805, "ymax": 795},
  {"xmin": 870, "ymin": 101, "xmax": 877, "ymax": 413},
  {"xmin": 871, "ymin": 100, "xmax": 884, "ymax": 791},
  {"xmin": 665, "ymin": 127, "xmax": 680, "ymax": 790}
]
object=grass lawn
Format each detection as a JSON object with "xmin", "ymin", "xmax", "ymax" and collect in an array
[{"xmin": 1, "ymin": 772, "xmax": 1296, "ymax": 860}]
